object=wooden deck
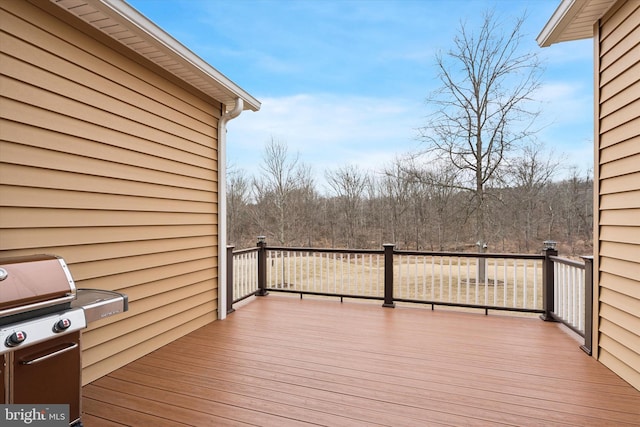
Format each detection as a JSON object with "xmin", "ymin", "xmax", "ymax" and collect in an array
[{"xmin": 82, "ymin": 295, "xmax": 640, "ymax": 426}]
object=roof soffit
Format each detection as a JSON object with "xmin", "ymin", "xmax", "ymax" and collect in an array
[
  {"xmin": 50, "ymin": 0, "xmax": 260, "ymax": 112},
  {"xmin": 537, "ymin": 0, "xmax": 618, "ymax": 47}
]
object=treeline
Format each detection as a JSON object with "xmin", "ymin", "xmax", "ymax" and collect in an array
[{"xmin": 227, "ymin": 141, "xmax": 593, "ymax": 256}]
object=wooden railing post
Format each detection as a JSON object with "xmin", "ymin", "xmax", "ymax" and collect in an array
[
  {"xmin": 226, "ymin": 245, "xmax": 235, "ymax": 314},
  {"xmin": 256, "ymin": 236, "xmax": 269, "ymax": 297},
  {"xmin": 580, "ymin": 256, "xmax": 594, "ymax": 355},
  {"xmin": 383, "ymin": 243, "xmax": 395, "ymax": 308},
  {"xmin": 540, "ymin": 240, "xmax": 558, "ymax": 321}
]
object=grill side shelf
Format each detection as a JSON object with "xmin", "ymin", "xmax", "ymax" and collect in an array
[{"xmin": 72, "ymin": 289, "xmax": 128, "ymax": 324}]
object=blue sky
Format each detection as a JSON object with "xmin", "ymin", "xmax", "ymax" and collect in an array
[{"xmin": 128, "ymin": 0, "xmax": 595, "ymax": 189}]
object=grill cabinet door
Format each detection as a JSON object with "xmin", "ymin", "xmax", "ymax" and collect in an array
[
  {"xmin": 13, "ymin": 332, "xmax": 81, "ymax": 423},
  {"xmin": 1, "ymin": 354, "xmax": 5, "ymax": 404}
]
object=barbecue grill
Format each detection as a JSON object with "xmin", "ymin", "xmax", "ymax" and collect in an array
[{"xmin": 1, "ymin": 255, "xmax": 127, "ymax": 426}]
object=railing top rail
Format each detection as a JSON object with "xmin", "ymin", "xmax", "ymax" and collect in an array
[
  {"xmin": 255, "ymin": 245, "xmax": 546, "ymax": 260},
  {"xmin": 265, "ymin": 246, "xmax": 383, "ymax": 255},
  {"xmin": 550, "ymin": 255, "xmax": 586, "ymax": 269},
  {"xmin": 233, "ymin": 247, "xmax": 260, "ymax": 255},
  {"xmin": 395, "ymin": 250, "xmax": 545, "ymax": 260}
]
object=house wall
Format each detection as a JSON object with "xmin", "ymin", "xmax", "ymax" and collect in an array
[
  {"xmin": 0, "ymin": 0, "xmax": 222, "ymax": 384},
  {"xmin": 595, "ymin": 0, "xmax": 640, "ymax": 391}
]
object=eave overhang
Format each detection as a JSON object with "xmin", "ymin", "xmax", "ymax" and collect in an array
[
  {"xmin": 50, "ymin": 0, "xmax": 260, "ymax": 112},
  {"xmin": 537, "ymin": 0, "xmax": 617, "ymax": 47}
]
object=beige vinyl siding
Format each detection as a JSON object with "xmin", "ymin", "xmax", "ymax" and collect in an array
[
  {"xmin": 596, "ymin": 0, "xmax": 640, "ymax": 391},
  {"xmin": 0, "ymin": 0, "xmax": 222, "ymax": 384}
]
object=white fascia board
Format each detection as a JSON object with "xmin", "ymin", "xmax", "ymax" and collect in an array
[
  {"xmin": 98, "ymin": 0, "xmax": 261, "ymax": 112},
  {"xmin": 537, "ymin": 0, "xmax": 582, "ymax": 47}
]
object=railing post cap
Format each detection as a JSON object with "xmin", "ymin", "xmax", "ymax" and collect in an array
[{"xmin": 383, "ymin": 243, "xmax": 395, "ymax": 247}]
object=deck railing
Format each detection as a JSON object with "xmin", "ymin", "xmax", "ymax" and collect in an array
[
  {"xmin": 548, "ymin": 254, "xmax": 594, "ymax": 354},
  {"xmin": 227, "ymin": 239, "xmax": 593, "ymax": 353},
  {"xmin": 226, "ymin": 246, "xmax": 259, "ymax": 312}
]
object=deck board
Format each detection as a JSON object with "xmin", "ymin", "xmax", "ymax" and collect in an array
[{"xmin": 82, "ymin": 295, "xmax": 640, "ymax": 426}]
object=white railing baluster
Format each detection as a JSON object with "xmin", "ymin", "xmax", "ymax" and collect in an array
[
  {"xmin": 252, "ymin": 252, "xmax": 255, "ymax": 293},
  {"xmin": 420, "ymin": 255, "xmax": 423, "ymax": 299},
  {"xmin": 457, "ymin": 257, "xmax": 461, "ymax": 303},
  {"xmin": 448, "ymin": 257, "xmax": 453, "ymax": 302},
  {"xmin": 571, "ymin": 265, "xmax": 577, "ymax": 327},
  {"xmin": 334, "ymin": 253, "xmax": 338, "ymax": 293},
  {"xmin": 569, "ymin": 265, "xmax": 574, "ymax": 324},
  {"xmin": 367, "ymin": 254, "xmax": 372, "ymax": 296},
  {"xmin": 431, "ymin": 256, "xmax": 435, "ymax": 301},
  {"xmin": 493, "ymin": 259, "xmax": 498, "ymax": 306},
  {"xmin": 523, "ymin": 261, "xmax": 528, "ymax": 309},
  {"xmin": 287, "ymin": 251, "xmax": 294, "ymax": 289},
  {"xmin": 338, "ymin": 252, "xmax": 342, "ymax": 293},
  {"xmin": 564, "ymin": 264, "xmax": 569, "ymax": 321},
  {"xmin": 308, "ymin": 252, "xmax": 311, "ymax": 291},
  {"xmin": 236, "ymin": 253, "xmax": 241, "ymax": 297},
  {"xmin": 579, "ymin": 267, "xmax": 584, "ymax": 331},
  {"xmin": 552, "ymin": 262, "xmax": 557, "ymax": 315},
  {"xmin": 347, "ymin": 253, "xmax": 351, "ymax": 294},
  {"xmin": 318, "ymin": 252, "xmax": 322, "ymax": 292},
  {"xmin": 466, "ymin": 258, "xmax": 471, "ymax": 304},
  {"xmin": 481, "ymin": 258, "xmax": 489, "ymax": 305},
  {"xmin": 558, "ymin": 264, "xmax": 564, "ymax": 320},
  {"xmin": 475, "ymin": 258, "xmax": 479, "ymax": 305},
  {"xmin": 243, "ymin": 253, "xmax": 247, "ymax": 297},
  {"xmin": 415, "ymin": 255, "xmax": 419, "ymax": 298},
  {"xmin": 376, "ymin": 254, "xmax": 380, "ymax": 296},
  {"xmin": 312, "ymin": 252, "xmax": 316, "ymax": 292},
  {"xmin": 564, "ymin": 264, "xmax": 569, "ymax": 324},
  {"xmin": 361, "ymin": 254, "xmax": 364, "ymax": 295},
  {"xmin": 503, "ymin": 261, "xmax": 508, "ymax": 306},
  {"xmin": 484, "ymin": 258, "xmax": 488, "ymax": 306},
  {"xmin": 398, "ymin": 254, "xmax": 403, "ymax": 299},
  {"xmin": 439, "ymin": 256, "xmax": 444, "ymax": 302},
  {"xmin": 352, "ymin": 253, "xmax": 357, "ymax": 294},
  {"xmin": 513, "ymin": 260, "xmax": 518, "ymax": 308},
  {"xmin": 533, "ymin": 260, "xmax": 538, "ymax": 309},
  {"xmin": 273, "ymin": 251, "xmax": 277, "ymax": 289},
  {"xmin": 300, "ymin": 251, "xmax": 304, "ymax": 291}
]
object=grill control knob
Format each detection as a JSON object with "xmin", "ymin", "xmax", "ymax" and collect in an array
[
  {"xmin": 53, "ymin": 318, "xmax": 72, "ymax": 333},
  {"xmin": 5, "ymin": 331, "xmax": 27, "ymax": 347}
]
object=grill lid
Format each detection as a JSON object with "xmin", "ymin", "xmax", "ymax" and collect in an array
[{"xmin": 0, "ymin": 255, "xmax": 76, "ymax": 318}]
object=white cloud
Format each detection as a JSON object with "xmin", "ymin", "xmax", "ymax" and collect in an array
[{"xmin": 226, "ymin": 93, "xmax": 425, "ymax": 184}]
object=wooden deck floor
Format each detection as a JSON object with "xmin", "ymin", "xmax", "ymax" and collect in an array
[{"xmin": 82, "ymin": 295, "xmax": 640, "ymax": 426}]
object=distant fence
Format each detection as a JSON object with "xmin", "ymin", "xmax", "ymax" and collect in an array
[{"xmin": 227, "ymin": 239, "xmax": 593, "ymax": 353}]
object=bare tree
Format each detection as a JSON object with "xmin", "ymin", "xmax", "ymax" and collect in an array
[
  {"xmin": 504, "ymin": 142, "xmax": 561, "ymax": 251},
  {"xmin": 288, "ymin": 167, "xmax": 317, "ymax": 246},
  {"xmin": 418, "ymin": 10, "xmax": 543, "ymax": 251},
  {"xmin": 402, "ymin": 157, "xmax": 466, "ymax": 250},
  {"xmin": 325, "ymin": 165, "xmax": 370, "ymax": 248},
  {"xmin": 227, "ymin": 166, "xmax": 252, "ymax": 246},
  {"xmin": 381, "ymin": 159, "xmax": 413, "ymax": 247},
  {"xmin": 557, "ymin": 168, "xmax": 593, "ymax": 254},
  {"xmin": 253, "ymin": 138, "xmax": 310, "ymax": 245}
]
